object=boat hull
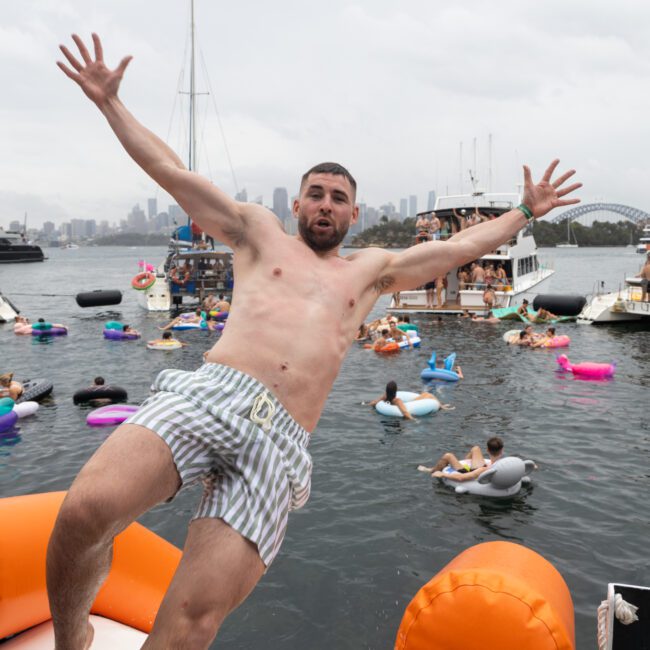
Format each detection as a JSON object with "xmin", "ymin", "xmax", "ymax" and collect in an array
[{"xmin": 577, "ymin": 286, "xmax": 649, "ymax": 323}]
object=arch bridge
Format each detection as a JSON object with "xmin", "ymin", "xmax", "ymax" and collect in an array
[{"xmin": 550, "ymin": 203, "xmax": 650, "ymax": 225}]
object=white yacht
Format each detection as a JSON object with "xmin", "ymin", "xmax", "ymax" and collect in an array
[
  {"xmin": 636, "ymin": 224, "xmax": 650, "ymax": 254},
  {"xmin": 577, "ymin": 277, "xmax": 650, "ymax": 324},
  {"xmin": 388, "ymin": 191, "xmax": 554, "ymax": 315}
]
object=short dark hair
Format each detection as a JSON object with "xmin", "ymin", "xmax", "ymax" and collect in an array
[
  {"xmin": 487, "ymin": 436, "xmax": 504, "ymax": 453},
  {"xmin": 300, "ymin": 162, "xmax": 357, "ymax": 197},
  {"xmin": 522, "ymin": 299, "xmax": 529, "ymax": 305},
  {"xmin": 381, "ymin": 328, "xmax": 389, "ymax": 336},
  {"xmin": 122, "ymin": 324, "xmax": 129, "ymax": 331},
  {"xmin": 547, "ymin": 326, "xmax": 556, "ymax": 335},
  {"xmin": 38, "ymin": 318, "xmax": 45, "ymax": 323},
  {"xmin": 385, "ymin": 380, "xmax": 397, "ymax": 402},
  {"xmin": 162, "ymin": 331, "xmax": 172, "ymax": 340},
  {"xmin": 94, "ymin": 376, "xmax": 105, "ymax": 385}
]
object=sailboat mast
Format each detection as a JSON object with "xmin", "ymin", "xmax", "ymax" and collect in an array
[{"xmin": 188, "ymin": 0, "xmax": 197, "ymax": 174}]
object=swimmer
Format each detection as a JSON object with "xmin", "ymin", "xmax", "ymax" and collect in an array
[
  {"xmin": 368, "ymin": 381, "xmax": 451, "ymax": 420},
  {"xmin": 417, "ymin": 436, "xmax": 504, "ymax": 481},
  {"xmin": 50, "ymin": 32, "xmax": 580, "ymax": 649},
  {"xmin": 469, "ymin": 313, "xmax": 500, "ymax": 323},
  {"xmin": 122, "ymin": 324, "xmax": 140, "ymax": 337},
  {"xmin": 147, "ymin": 331, "xmax": 188, "ymax": 347},
  {"xmin": 0, "ymin": 372, "xmax": 23, "ymax": 401},
  {"xmin": 159, "ymin": 309, "xmax": 202, "ymax": 331},
  {"xmin": 516, "ymin": 299, "xmax": 530, "ymax": 318},
  {"xmin": 530, "ymin": 326, "xmax": 557, "ymax": 348}
]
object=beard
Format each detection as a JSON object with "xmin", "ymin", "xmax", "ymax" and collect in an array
[{"xmin": 297, "ymin": 215, "xmax": 349, "ymax": 252}]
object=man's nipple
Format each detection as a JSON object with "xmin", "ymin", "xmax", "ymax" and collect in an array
[
  {"xmin": 272, "ymin": 267, "xmax": 282, "ymax": 277},
  {"xmin": 348, "ymin": 298, "xmax": 355, "ymax": 308}
]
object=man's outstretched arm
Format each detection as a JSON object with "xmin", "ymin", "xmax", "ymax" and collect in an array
[
  {"xmin": 58, "ymin": 33, "xmax": 250, "ymax": 249},
  {"xmin": 378, "ymin": 160, "xmax": 582, "ymax": 292}
]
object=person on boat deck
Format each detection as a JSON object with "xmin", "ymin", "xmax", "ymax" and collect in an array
[
  {"xmin": 50, "ymin": 31, "xmax": 581, "ymax": 650},
  {"xmin": 434, "ymin": 275, "xmax": 446, "ymax": 308},
  {"xmin": 415, "ymin": 213, "xmax": 430, "ymax": 233},
  {"xmin": 417, "ymin": 436, "xmax": 504, "ymax": 481},
  {"xmin": 169, "ymin": 261, "xmax": 192, "ymax": 286},
  {"xmin": 531, "ymin": 326, "xmax": 556, "ymax": 348},
  {"xmin": 424, "ymin": 278, "xmax": 436, "ymax": 309},
  {"xmin": 482, "ymin": 284, "xmax": 496, "ymax": 310},
  {"xmin": 457, "ymin": 266, "xmax": 469, "ymax": 290},
  {"xmin": 368, "ymin": 381, "xmax": 448, "ymax": 420},
  {"xmin": 429, "ymin": 212, "xmax": 441, "ymax": 240},
  {"xmin": 388, "ymin": 322, "xmax": 412, "ymax": 348},
  {"xmin": 636, "ymin": 252, "xmax": 650, "ymax": 301},
  {"xmin": 484, "ymin": 263, "xmax": 496, "ymax": 286},
  {"xmin": 471, "ymin": 262, "xmax": 485, "ymax": 289},
  {"xmin": 495, "ymin": 263, "xmax": 508, "ymax": 286},
  {"xmin": 0, "ymin": 372, "xmax": 23, "ymax": 400}
]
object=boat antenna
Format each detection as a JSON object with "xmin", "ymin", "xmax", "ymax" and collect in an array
[
  {"xmin": 188, "ymin": 0, "xmax": 197, "ymax": 174},
  {"xmin": 459, "ymin": 142, "xmax": 463, "ymax": 194},
  {"xmin": 488, "ymin": 133, "xmax": 493, "ymax": 192}
]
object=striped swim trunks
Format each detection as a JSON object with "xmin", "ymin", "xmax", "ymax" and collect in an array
[{"xmin": 125, "ymin": 362, "xmax": 312, "ymax": 567}]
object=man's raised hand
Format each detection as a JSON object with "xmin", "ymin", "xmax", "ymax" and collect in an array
[
  {"xmin": 522, "ymin": 159, "xmax": 582, "ymax": 219},
  {"xmin": 57, "ymin": 33, "xmax": 132, "ymax": 106}
]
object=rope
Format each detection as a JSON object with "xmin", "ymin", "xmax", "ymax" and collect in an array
[
  {"xmin": 5, "ymin": 292, "xmax": 75, "ymax": 297},
  {"xmin": 597, "ymin": 593, "xmax": 640, "ymax": 650}
]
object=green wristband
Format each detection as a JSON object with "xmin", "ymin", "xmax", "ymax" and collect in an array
[{"xmin": 517, "ymin": 203, "xmax": 534, "ymax": 222}]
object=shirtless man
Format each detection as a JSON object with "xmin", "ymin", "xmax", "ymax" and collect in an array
[
  {"xmin": 637, "ymin": 253, "xmax": 650, "ymax": 301},
  {"xmin": 471, "ymin": 262, "xmax": 486, "ymax": 289},
  {"xmin": 214, "ymin": 293, "xmax": 230, "ymax": 313},
  {"xmin": 49, "ymin": 32, "xmax": 581, "ymax": 650},
  {"xmin": 417, "ymin": 436, "xmax": 504, "ymax": 481}
]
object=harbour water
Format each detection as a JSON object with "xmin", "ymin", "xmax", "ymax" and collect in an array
[{"xmin": 0, "ymin": 245, "xmax": 648, "ymax": 649}]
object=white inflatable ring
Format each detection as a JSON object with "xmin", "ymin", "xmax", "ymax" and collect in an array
[
  {"xmin": 440, "ymin": 456, "xmax": 535, "ymax": 497},
  {"xmin": 375, "ymin": 391, "xmax": 439, "ymax": 418}
]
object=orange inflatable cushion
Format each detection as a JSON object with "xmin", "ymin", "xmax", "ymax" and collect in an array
[
  {"xmin": 0, "ymin": 492, "xmax": 181, "ymax": 639},
  {"xmin": 395, "ymin": 541, "xmax": 575, "ymax": 650}
]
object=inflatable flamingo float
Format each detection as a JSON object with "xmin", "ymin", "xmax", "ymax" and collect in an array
[{"xmin": 556, "ymin": 354, "xmax": 616, "ymax": 380}]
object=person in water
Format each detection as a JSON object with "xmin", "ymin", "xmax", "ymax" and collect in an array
[
  {"xmin": 368, "ymin": 381, "xmax": 451, "ymax": 419},
  {"xmin": 0, "ymin": 372, "xmax": 24, "ymax": 400},
  {"xmin": 417, "ymin": 436, "xmax": 505, "ymax": 481},
  {"xmin": 49, "ymin": 32, "xmax": 581, "ymax": 650}
]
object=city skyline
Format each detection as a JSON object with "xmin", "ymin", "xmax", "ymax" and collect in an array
[{"xmin": 1, "ymin": 2, "xmax": 649, "ymax": 230}]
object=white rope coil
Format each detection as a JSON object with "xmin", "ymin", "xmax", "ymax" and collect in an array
[{"xmin": 596, "ymin": 593, "xmax": 639, "ymax": 650}]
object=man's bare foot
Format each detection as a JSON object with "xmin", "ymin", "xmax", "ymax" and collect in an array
[{"xmin": 417, "ymin": 465, "xmax": 433, "ymax": 473}]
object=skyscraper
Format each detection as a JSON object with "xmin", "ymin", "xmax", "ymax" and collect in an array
[
  {"xmin": 147, "ymin": 198, "xmax": 158, "ymax": 218},
  {"xmin": 273, "ymin": 187, "xmax": 289, "ymax": 221},
  {"xmin": 400, "ymin": 198, "xmax": 408, "ymax": 219},
  {"xmin": 427, "ymin": 190, "xmax": 436, "ymax": 211},
  {"xmin": 409, "ymin": 195, "xmax": 417, "ymax": 218},
  {"xmin": 235, "ymin": 188, "xmax": 248, "ymax": 203}
]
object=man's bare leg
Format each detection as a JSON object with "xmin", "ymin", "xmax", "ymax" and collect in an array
[
  {"xmin": 467, "ymin": 445, "xmax": 486, "ymax": 469},
  {"xmin": 143, "ymin": 517, "xmax": 266, "ymax": 648},
  {"xmin": 47, "ymin": 424, "xmax": 181, "ymax": 650},
  {"xmin": 417, "ymin": 452, "xmax": 464, "ymax": 474}
]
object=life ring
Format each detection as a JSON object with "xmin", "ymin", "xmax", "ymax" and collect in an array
[
  {"xmin": 16, "ymin": 379, "xmax": 53, "ymax": 403},
  {"xmin": 0, "ymin": 410, "xmax": 18, "ymax": 433},
  {"xmin": 131, "ymin": 272, "xmax": 156, "ymax": 291},
  {"xmin": 103, "ymin": 329, "xmax": 140, "ymax": 340},
  {"xmin": 86, "ymin": 404, "xmax": 139, "ymax": 427},
  {"xmin": 0, "ymin": 397, "xmax": 15, "ymax": 416},
  {"xmin": 395, "ymin": 541, "xmax": 574, "ymax": 650},
  {"xmin": 171, "ymin": 321, "xmax": 207, "ymax": 331},
  {"xmin": 73, "ymin": 386, "xmax": 128, "ymax": 405},
  {"xmin": 420, "ymin": 352, "xmax": 460, "ymax": 382},
  {"xmin": 395, "ymin": 331, "xmax": 421, "ymax": 349},
  {"xmin": 541, "ymin": 335, "xmax": 570, "ymax": 348},
  {"xmin": 13, "ymin": 401, "xmax": 39, "ymax": 418},
  {"xmin": 147, "ymin": 340, "xmax": 183, "ymax": 351},
  {"xmin": 440, "ymin": 456, "xmax": 535, "ymax": 497},
  {"xmin": 374, "ymin": 342, "xmax": 400, "ymax": 354},
  {"xmin": 503, "ymin": 328, "xmax": 521, "ymax": 343},
  {"xmin": 375, "ymin": 391, "xmax": 440, "ymax": 418},
  {"xmin": 31, "ymin": 326, "xmax": 67, "ymax": 337},
  {"xmin": 31, "ymin": 322, "xmax": 52, "ymax": 331},
  {"xmin": 209, "ymin": 310, "xmax": 229, "ymax": 321}
]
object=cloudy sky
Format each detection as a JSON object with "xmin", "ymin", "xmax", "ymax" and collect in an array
[{"xmin": 1, "ymin": 0, "xmax": 649, "ymax": 228}]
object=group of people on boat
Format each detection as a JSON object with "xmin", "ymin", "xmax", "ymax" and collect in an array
[
  {"xmin": 414, "ymin": 207, "xmax": 502, "ymax": 244},
  {"xmin": 169, "ymin": 258, "xmax": 232, "ymax": 289}
]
